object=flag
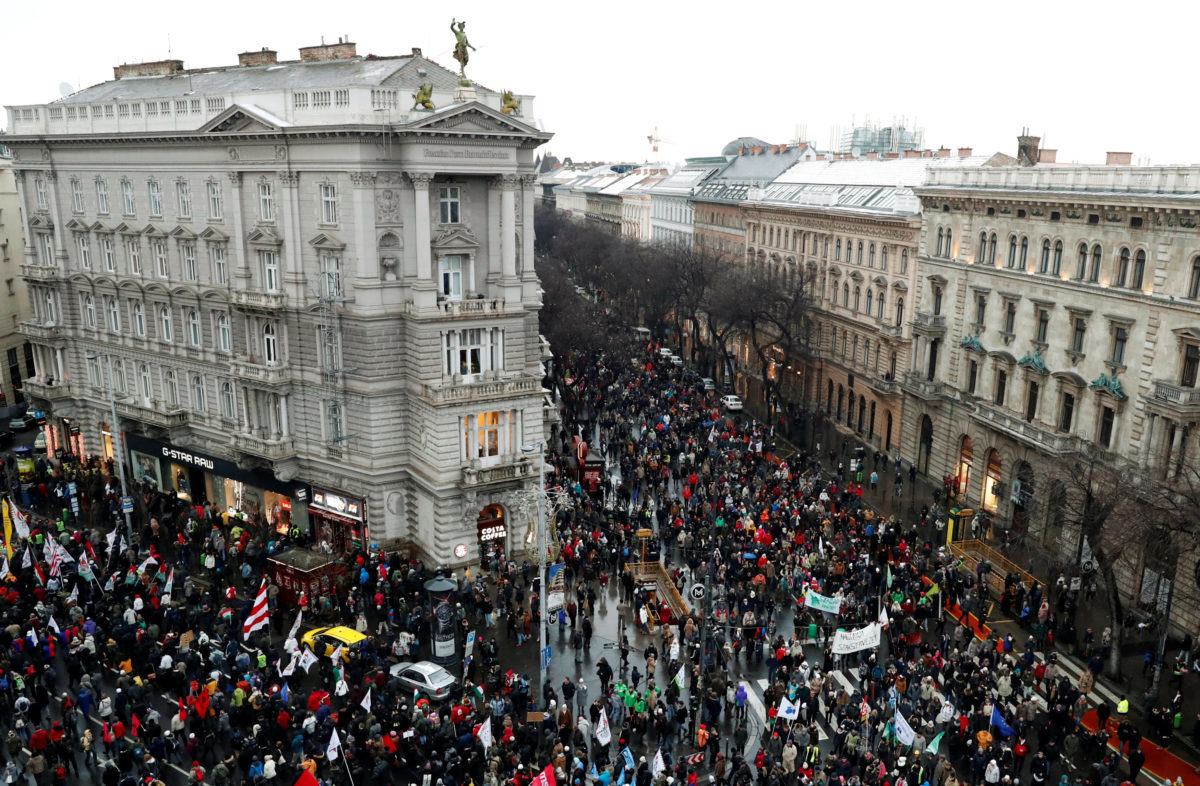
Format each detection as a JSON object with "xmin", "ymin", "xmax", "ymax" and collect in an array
[
  {"xmin": 878, "ymin": 605, "xmax": 890, "ymax": 628},
  {"xmin": 673, "ymin": 665, "xmax": 685, "ymax": 690},
  {"xmin": 9, "ymin": 500, "xmax": 30, "ymax": 540},
  {"xmin": 178, "ymin": 697, "xmax": 187, "ymax": 723},
  {"xmin": 621, "ymin": 747, "xmax": 635, "ymax": 770},
  {"xmin": 104, "ymin": 573, "xmax": 116, "ymax": 592},
  {"xmin": 48, "ymin": 616, "xmax": 60, "ymax": 635},
  {"xmin": 652, "ymin": 750, "xmax": 665, "ymax": 777},
  {"xmin": 412, "ymin": 686, "xmax": 420, "ymax": 705},
  {"xmin": 280, "ymin": 652, "xmax": 299, "ymax": 677},
  {"xmin": 360, "ymin": 688, "xmax": 372, "ymax": 713},
  {"xmin": 472, "ymin": 684, "xmax": 485, "ymax": 705},
  {"xmin": 288, "ymin": 610, "xmax": 303, "ymax": 641},
  {"xmin": 137, "ymin": 555, "xmax": 158, "ymax": 577},
  {"xmin": 860, "ymin": 698, "xmax": 869, "ymax": 722},
  {"xmin": 69, "ymin": 585, "xmax": 78, "ymax": 604},
  {"xmin": 298, "ymin": 648, "xmax": 318, "ymax": 674},
  {"xmin": 475, "ymin": 719, "xmax": 493, "ymax": 749},
  {"xmin": 595, "ymin": 708, "xmax": 611, "ymax": 745},
  {"xmin": 330, "ymin": 644, "xmax": 344, "ymax": 665},
  {"xmin": 32, "ymin": 559, "xmax": 46, "ymax": 588},
  {"xmin": 281, "ymin": 683, "xmax": 290, "ymax": 703},
  {"xmin": 53, "ymin": 542, "xmax": 74, "ymax": 563},
  {"xmin": 163, "ymin": 568, "xmax": 175, "ymax": 597},
  {"xmin": 28, "ymin": 628, "xmax": 37, "ymax": 645},
  {"xmin": 926, "ymin": 581, "xmax": 940, "ymax": 596},
  {"xmin": 990, "ymin": 706, "xmax": 1015, "ymax": 737},
  {"xmin": 243, "ymin": 579, "xmax": 269, "ymax": 640},
  {"xmin": 885, "ymin": 564, "xmax": 893, "ymax": 589},
  {"xmin": 894, "ymin": 711, "xmax": 915, "ymax": 746},
  {"xmin": 21, "ymin": 547, "xmax": 31, "ymax": 569},
  {"xmin": 669, "ymin": 638, "xmax": 680, "ymax": 662},
  {"xmin": 77, "ymin": 552, "xmax": 95, "ymax": 582},
  {"xmin": 2, "ymin": 499, "xmax": 11, "ymax": 559},
  {"xmin": 0, "ymin": 554, "xmax": 8, "ymax": 579},
  {"xmin": 295, "ymin": 770, "xmax": 320, "ymax": 786},
  {"xmin": 616, "ymin": 768, "xmax": 625, "ymax": 786},
  {"xmin": 326, "ymin": 727, "xmax": 341, "ymax": 762},
  {"xmin": 588, "ymin": 763, "xmax": 600, "ymax": 782},
  {"xmin": 817, "ymin": 536, "xmax": 824, "ymax": 556},
  {"xmin": 131, "ymin": 713, "xmax": 141, "ymax": 738},
  {"xmin": 926, "ymin": 731, "xmax": 945, "ymax": 756},
  {"xmin": 777, "ymin": 697, "xmax": 798, "ymax": 721},
  {"xmin": 219, "ymin": 607, "xmax": 234, "ymax": 622},
  {"xmin": 531, "ymin": 764, "xmax": 556, "ymax": 786}
]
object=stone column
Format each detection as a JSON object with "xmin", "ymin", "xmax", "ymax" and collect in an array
[
  {"xmin": 486, "ymin": 179, "xmax": 502, "ymax": 277},
  {"xmin": 500, "ymin": 175, "xmax": 518, "ymax": 279},
  {"xmin": 280, "ymin": 393, "xmax": 290, "ymax": 437},
  {"xmin": 350, "ymin": 171, "xmax": 378, "ymax": 281},
  {"xmin": 407, "ymin": 173, "xmax": 434, "ymax": 284},
  {"xmin": 1169, "ymin": 418, "xmax": 1184, "ymax": 475},
  {"xmin": 11, "ymin": 171, "xmax": 37, "ymax": 265},
  {"xmin": 278, "ymin": 171, "xmax": 303, "ymax": 277},
  {"xmin": 228, "ymin": 172, "xmax": 250, "ymax": 285},
  {"xmin": 45, "ymin": 172, "xmax": 69, "ymax": 264},
  {"xmin": 1138, "ymin": 412, "xmax": 1156, "ymax": 468},
  {"xmin": 521, "ymin": 175, "xmax": 537, "ymax": 278}
]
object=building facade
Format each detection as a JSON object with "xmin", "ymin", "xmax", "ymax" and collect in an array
[
  {"xmin": 648, "ymin": 157, "xmax": 727, "ymax": 247},
  {"xmin": 0, "ymin": 154, "xmax": 33, "ymax": 407},
  {"xmin": 4, "ymin": 42, "xmax": 551, "ymax": 566},
  {"xmin": 910, "ymin": 157, "xmax": 1200, "ymax": 634}
]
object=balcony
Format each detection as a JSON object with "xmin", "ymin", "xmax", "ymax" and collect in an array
[
  {"xmin": 878, "ymin": 322, "xmax": 904, "ymax": 339},
  {"xmin": 866, "ymin": 374, "xmax": 901, "ymax": 396},
  {"xmin": 423, "ymin": 375, "xmax": 540, "ymax": 405},
  {"xmin": 1149, "ymin": 379, "xmax": 1200, "ymax": 415},
  {"xmin": 18, "ymin": 321, "xmax": 63, "ymax": 342},
  {"xmin": 407, "ymin": 296, "xmax": 509, "ymax": 320},
  {"xmin": 20, "ymin": 378, "xmax": 72, "ymax": 402},
  {"xmin": 232, "ymin": 433, "xmax": 297, "ymax": 461},
  {"xmin": 912, "ymin": 312, "xmax": 947, "ymax": 333},
  {"xmin": 970, "ymin": 403, "xmax": 1084, "ymax": 455},
  {"xmin": 230, "ymin": 359, "xmax": 292, "ymax": 387},
  {"xmin": 20, "ymin": 264, "xmax": 61, "ymax": 282},
  {"xmin": 462, "ymin": 456, "xmax": 535, "ymax": 487},
  {"xmin": 900, "ymin": 372, "xmax": 946, "ymax": 401},
  {"xmin": 114, "ymin": 399, "xmax": 190, "ymax": 429},
  {"xmin": 231, "ymin": 290, "xmax": 288, "ymax": 311}
]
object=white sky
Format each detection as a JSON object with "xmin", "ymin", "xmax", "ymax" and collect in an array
[{"xmin": 3, "ymin": 0, "xmax": 1198, "ymax": 167}]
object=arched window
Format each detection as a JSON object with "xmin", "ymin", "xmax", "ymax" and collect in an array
[
  {"xmin": 854, "ymin": 287, "xmax": 861, "ymax": 311},
  {"xmin": 217, "ymin": 314, "xmax": 230, "ymax": 352},
  {"xmin": 107, "ymin": 297, "xmax": 120, "ymax": 333},
  {"xmin": 843, "ymin": 283, "xmax": 849, "ymax": 305},
  {"xmin": 864, "ymin": 339, "xmax": 871, "ymax": 369},
  {"xmin": 1115, "ymin": 248, "xmax": 1130, "ymax": 287},
  {"xmin": 1020, "ymin": 236, "xmax": 1028, "ymax": 268},
  {"xmin": 866, "ymin": 290, "xmax": 874, "ymax": 316},
  {"xmin": 188, "ymin": 309, "xmax": 201, "ymax": 346},
  {"xmin": 1052, "ymin": 240, "xmax": 1063, "ymax": 274},
  {"xmin": 857, "ymin": 241, "xmax": 863, "ymax": 264},
  {"xmin": 159, "ymin": 307, "xmax": 173, "ymax": 342},
  {"xmin": 1076, "ymin": 242, "xmax": 1089, "ymax": 279},
  {"xmin": 165, "ymin": 369, "xmax": 178, "ymax": 406},
  {"xmin": 945, "ymin": 229, "xmax": 953, "ymax": 257},
  {"xmin": 936, "ymin": 227, "xmax": 944, "ymax": 257},
  {"xmin": 988, "ymin": 233, "xmax": 998, "ymax": 264},
  {"xmin": 1008, "ymin": 235, "xmax": 1018, "ymax": 267},
  {"xmin": 263, "ymin": 323, "xmax": 278, "ymax": 365},
  {"xmin": 1131, "ymin": 249, "xmax": 1146, "ymax": 289},
  {"xmin": 978, "ymin": 232, "xmax": 988, "ymax": 262},
  {"xmin": 133, "ymin": 302, "xmax": 145, "ymax": 337},
  {"xmin": 220, "ymin": 381, "xmax": 235, "ymax": 418},
  {"xmin": 84, "ymin": 295, "xmax": 96, "ymax": 328},
  {"xmin": 895, "ymin": 296, "xmax": 905, "ymax": 327},
  {"xmin": 1189, "ymin": 256, "xmax": 1200, "ymax": 300},
  {"xmin": 1040, "ymin": 239, "xmax": 1051, "ymax": 273},
  {"xmin": 869, "ymin": 243, "xmax": 876, "ymax": 268},
  {"xmin": 877, "ymin": 291, "xmax": 885, "ymax": 319},
  {"xmin": 835, "ymin": 239, "xmax": 842, "ymax": 261},
  {"xmin": 901, "ymin": 249, "xmax": 909, "ymax": 273},
  {"xmin": 830, "ymin": 284, "xmax": 837, "ymax": 306},
  {"xmin": 139, "ymin": 363, "xmax": 151, "ymax": 402},
  {"xmin": 1089, "ymin": 244, "xmax": 1102, "ymax": 282},
  {"xmin": 191, "ymin": 375, "xmax": 206, "ymax": 410},
  {"xmin": 881, "ymin": 246, "xmax": 888, "ymax": 270}
]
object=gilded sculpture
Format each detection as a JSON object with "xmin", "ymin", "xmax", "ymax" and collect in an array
[
  {"xmin": 411, "ymin": 84, "xmax": 435, "ymax": 111},
  {"xmin": 501, "ymin": 90, "xmax": 521, "ymax": 116}
]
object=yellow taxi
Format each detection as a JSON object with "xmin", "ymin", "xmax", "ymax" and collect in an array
[{"xmin": 301, "ymin": 626, "xmax": 367, "ymax": 661}]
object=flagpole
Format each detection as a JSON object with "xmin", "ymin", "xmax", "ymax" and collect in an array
[{"xmin": 341, "ymin": 751, "xmax": 355, "ymax": 786}]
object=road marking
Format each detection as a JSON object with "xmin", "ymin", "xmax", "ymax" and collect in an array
[
  {"xmin": 828, "ymin": 669, "xmax": 856, "ymax": 696},
  {"xmin": 1043, "ymin": 653, "xmax": 1120, "ymax": 705},
  {"xmin": 753, "ymin": 679, "xmax": 827, "ymax": 741}
]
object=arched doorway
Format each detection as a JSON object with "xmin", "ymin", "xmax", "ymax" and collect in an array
[
  {"xmin": 477, "ymin": 504, "xmax": 508, "ymax": 564},
  {"xmin": 956, "ymin": 436, "xmax": 974, "ymax": 501},
  {"xmin": 917, "ymin": 415, "xmax": 934, "ymax": 474},
  {"xmin": 836, "ymin": 385, "xmax": 845, "ymax": 421},
  {"xmin": 857, "ymin": 395, "xmax": 866, "ymax": 433},
  {"xmin": 1045, "ymin": 479, "xmax": 1066, "ymax": 546},
  {"xmin": 99, "ymin": 420, "xmax": 115, "ymax": 460},
  {"xmin": 1011, "ymin": 460, "xmax": 1035, "ymax": 534},
  {"xmin": 981, "ymin": 449, "xmax": 1003, "ymax": 517}
]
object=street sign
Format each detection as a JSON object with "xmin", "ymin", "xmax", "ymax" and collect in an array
[
  {"xmin": 67, "ymin": 482, "xmax": 77, "ymax": 496},
  {"xmin": 685, "ymin": 753, "xmax": 706, "ymax": 766},
  {"xmin": 690, "ymin": 583, "xmax": 705, "ymax": 601},
  {"xmin": 466, "ymin": 631, "xmax": 476, "ymax": 651},
  {"xmin": 540, "ymin": 646, "xmax": 552, "ymax": 669},
  {"xmin": 121, "ymin": 496, "xmax": 134, "ymax": 513}
]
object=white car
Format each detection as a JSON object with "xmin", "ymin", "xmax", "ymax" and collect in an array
[
  {"xmin": 657, "ymin": 347, "xmax": 673, "ymax": 358},
  {"xmin": 720, "ymin": 395, "xmax": 744, "ymax": 411},
  {"xmin": 389, "ymin": 660, "xmax": 457, "ymax": 701},
  {"xmin": 700, "ymin": 377, "xmax": 716, "ymax": 391},
  {"xmin": 669, "ymin": 355, "xmax": 684, "ymax": 366}
]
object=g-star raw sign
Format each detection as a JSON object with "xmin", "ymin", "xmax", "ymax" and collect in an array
[{"xmin": 161, "ymin": 446, "xmax": 214, "ymax": 470}]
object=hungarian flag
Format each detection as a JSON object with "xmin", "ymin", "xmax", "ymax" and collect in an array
[
  {"xmin": 163, "ymin": 568, "xmax": 175, "ymax": 597},
  {"xmin": 32, "ymin": 558, "xmax": 46, "ymax": 587},
  {"xmin": 77, "ymin": 552, "xmax": 95, "ymax": 582},
  {"xmin": 219, "ymin": 607, "xmax": 235, "ymax": 623},
  {"xmin": 243, "ymin": 579, "xmax": 269, "ymax": 640},
  {"xmin": 104, "ymin": 573, "xmax": 116, "ymax": 593}
]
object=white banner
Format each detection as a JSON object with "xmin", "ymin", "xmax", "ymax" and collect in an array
[
  {"xmin": 894, "ymin": 711, "xmax": 915, "ymax": 746},
  {"xmin": 805, "ymin": 589, "xmax": 842, "ymax": 615},
  {"xmin": 595, "ymin": 710, "xmax": 612, "ymax": 745},
  {"xmin": 832, "ymin": 623, "xmax": 880, "ymax": 654}
]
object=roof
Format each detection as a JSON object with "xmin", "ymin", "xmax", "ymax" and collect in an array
[
  {"xmin": 773, "ymin": 154, "xmax": 1001, "ymax": 188},
  {"xmin": 55, "ymin": 55, "xmax": 470, "ymax": 104},
  {"xmin": 721, "ymin": 136, "xmax": 770, "ymax": 156},
  {"xmin": 622, "ymin": 173, "xmax": 668, "ymax": 196},
  {"xmin": 648, "ymin": 165, "xmax": 724, "ymax": 197},
  {"xmin": 599, "ymin": 170, "xmax": 658, "ymax": 196}
]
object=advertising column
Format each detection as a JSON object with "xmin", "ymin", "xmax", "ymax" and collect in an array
[{"xmin": 423, "ymin": 573, "xmax": 458, "ymax": 671}]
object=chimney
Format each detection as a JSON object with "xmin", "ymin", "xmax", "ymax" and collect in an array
[
  {"xmin": 937, "ymin": 147, "xmax": 951, "ymax": 158},
  {"xmin": 113, "ymin": 59, "xmax": 184, "ymax": 79},
  {"xmin": 957, "ymin": 147, "xmax": 973, "ymax": 157},
  {"xmin": 750, "ymin": 146, "xmax": 764, "ymax": 155},
  {"xmin": 884, "ymin": 152, "xmax": 900, "ymax": 159},
  {"xmin": 238, "ymin": 48, "xmax": 278, "ymax": 67},
  {"xmin": 739, "ymin": 147, "xmax": 748, "ymax": 156},
  {"xmin": 299, "ymin": 37, "xmax": 358, "ymax": 62},
  {"xmin": 866, "ymin": 152, "xmax": 879, "ymax": 160},
  {"xmin": 778, "ymin": 143, "xmax": 788, "ymax": 153},
  {"xmin": 411, "ymin": 47, "xmax": 423, "ymax": 57},
  {"xmin": 922, "ymin": 150, "xmax": 933, "ymax": 158},
  {"xmin": 1017, "ymin": 133, "xmax": 1041, "ymax": 167},
  {"xmin": 1106, "ymin": 151, "xmax": 1132, "ymax": 166},
  {"xmin": 904, "ymin": 150, "xmax": 921, "ymax": 159},
  {"xmin": 1038, "ymin": 149, "xmax": 1057, "ymax": 164}
]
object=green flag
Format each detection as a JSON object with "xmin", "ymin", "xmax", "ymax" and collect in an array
[
  {"xmin": 926, "ymin": 731, "xmax": 945, "ymax": 756},
  {"xmin": 886, "ymin": 565, "xmax": 893, "ymax": 589},
  {"xmin": 673, "ymin": 666, "xmax": 685, "ymax": 690}
]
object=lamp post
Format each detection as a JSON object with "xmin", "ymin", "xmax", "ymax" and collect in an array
[
  {"xmin": 521, "ymin": 439, "xmax": 549, "ymax": 705},
  {"xmin": 88, "ymin": 353, "xmax": 134, "ymax": 545}
]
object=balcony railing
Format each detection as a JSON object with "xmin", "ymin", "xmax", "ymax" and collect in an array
[
  {"xmin": 867, "ymin": 374, "xmax": 900, "ymax": 395},
  {"xmin": 18, "ymin": 321, "xmax": 62, "ymax": 341},
  {"xmin": 970, "ymin": 403, "xmax": 1084, "ymax": 455},
  {"xmin": 20, "ymin": 378, "xmax": 72, "ymax": 402},
  {"xmin": 20, "ymin": 264, "xmax": 61, "ymax": 281},
  {"xmin": 1150, "ymin": 379, "xmax": 1200, "ymax": 410},
  {"xmin": 229, "ymin": 359, "xmax": 292, "ymax": 387},
  {"xmin": 114, "ymin": 399, "xmax": 189, "ymax": 429},
  {"xmin": 231, "ymin": 290, "xmax": 288, "ymax": 310},
  {"xmin": 901, "ymin": 372, "xmax": 945, "ymax": 400},
  {"xmin": 424, "ymin": 375, "xmax": 540, "ymax": 404},
  {"xmin": 232, "ymin": 433, "xmax": 296, "ymax": 460},
  {"xmin": 410, "ymin": 296, "xmax": 508, "ymax": 319},
  {"xmin": 462, "ymin": 456, "xmax": 534, "ymax": 487},
  {"xmin": 912, "ymin": 312, "xmax": 947, "ymax": 330}
]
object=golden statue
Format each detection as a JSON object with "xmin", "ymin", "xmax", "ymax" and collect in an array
[
  {"xmin": 450, "ymin": 19, "xmax": 476, "ymax": 84},
  {"xmin": 501, "ymin": 90, "xmax": 521, "ymax": 116},
  {"xmin": 411, "ymin": 84, "xmax": 434, "ymax": 111}
]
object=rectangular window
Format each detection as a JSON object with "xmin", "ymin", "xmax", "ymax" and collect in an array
[
  {"xmin": 1111, "ymin": 327, "xmax": 1128, "ymax": 366},
  {"xmin": 1004, "ymin": 302, "xmax": 1016, "ymax": 334},
  {"xmin": 101, "ymin": 236, "xmax": 115, "ymax": 271},
  {"xmin": 462, "ymin": 410, "xmax": 516, "ymax": 461},
  {"xmin": 320, "ymin": 184, "xmax": 338, "ymax": 224},
  {"xmin": 1099, "ymin": 406, "xmax": 1115, "ymax": 448},
  {"xmin": 444, "ymin": 328, "xmax": 503, "ymax": 378},
  {"xmin": 1060, "ymin": 392, "xmax": 1075, "ymax": 432},
  {"xmin": 153, "ymin": 241, "xmax": 169, "ymax": 278},
  {"xmin": 1182, "ymin": 345, "xmax": 1200, "ymax": 388},
  {"xmin": 258, "ymin": 182, "xmax": 275, "ymax": 222},
  {"xmin": 148, "ymin": 180, "xmax": 162, "ymax": 216},
  {"xmin": 1025, "ymin": 380, "xmax": 1039, "ymax": 423},
  {"xmin": 76, "ymin": 236, "xmax": 91, "ymax": 269},
  {"xmin": 207, "ymin": 181, "xmax": 223, "ymax": 220},
  {"xmin": 211, "ymin": 246, "xmax": 228, "ymax": 285},
  {"xmin": 320, "ymin": 254, "xmax": 341, "ymax": 299},
  {"xmin": 70, "ymin": 179, "xmax": 84, "ymax": 213},
  {"xmin": 994, "ymin": 369, "xmax": 1007, "ymax": 406},
  {"xmin": 967, "ymin": 360, "xmax": 978, "ymax": 395},
  {"xmin": 35, "ymin": 178, "xmax": 48, "ymax": 210},
  {"xmin": 440, "ymin": 255, "xmax": 464, "ymax": 299},
  {"xmin": 95, "ymin": 179, "xmax": 109, "ymax": 214},
  {"xmin": 39, "ymin": 235, "xmax": 54, "ymax": 266},
  {"xmin": 439, "ymin": 186, "xmax": 461, "ymax": 224},
  {"xmin": 1036, "ymin": 309, "xmax": 1050, "ymax": 344},
  {"xmin": 182, "ymin": 242, "xmax": 197, "ymax": 281},
  {"xmin": 176, "ymin": 181, "xmax": 192, "ymax": 218},
  {"xmin": 121, "ymin": 180, "xmax": 136, "ymax": 215},
  {"xmin": 327, "ymin": 401, "xmax": 344, "ymax": 441},
  {"xmin": 125, "ymin": 239, "xmax": 141, "ymax": 275},
  {"xmin": 261, "ymin": 250, "xmax": 280, "ymax": 292},
  {"xmin": 974, "ymin": 294, "xmax": 987, "ymax": 327},
  {"xmin": 1071, "ymin": 318, "xmax": 1086, "ymax": 353}
]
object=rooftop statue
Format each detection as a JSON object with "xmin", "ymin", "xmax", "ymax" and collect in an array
[
  {"xmin": 451, "ymin": 19, "xmax": 476, "ymax": 84},
  {"xmin": 412, "ymin": 84, "xmax": 434, "ymax": 111},
  {"xmin": 501, "ymin": 90, "xmax": 521, "ymax": 116}
]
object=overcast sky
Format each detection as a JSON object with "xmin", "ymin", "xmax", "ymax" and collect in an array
[{"xmin": 3, "ymin": 0, "xmax": 1197, "ymax": 167}]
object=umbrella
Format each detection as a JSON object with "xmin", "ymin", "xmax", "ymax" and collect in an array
[{"xmin": 743, "ymin": 553, "xmax": 757, "ymax": 560}]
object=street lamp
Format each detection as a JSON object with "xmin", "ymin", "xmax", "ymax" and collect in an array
[
  {"xmin": 87, "ymin": 353, "xmax": 134, "ymax": 545},
  {"xmin": 521, "ymin": 439, "xmax": 549, "ymax": 706}
]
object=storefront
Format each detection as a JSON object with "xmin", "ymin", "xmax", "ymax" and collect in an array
[
  {"xmin": 477, "ymin": 504, "xmax": 508, "ymax": 561},
  {"xmin": 126, "ymin": 434, "xmax": 308, "ymax": 535},
  {"xmin": 308, "ymin": 487, "xmax": 368, "ymax": 555}
]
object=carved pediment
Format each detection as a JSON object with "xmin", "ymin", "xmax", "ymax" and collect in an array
[
  {"xmin": 308, "ymin": 232, "xmax": 346, "ymax": 251},
  {"xmin": 170, "ymin": 226, "xmax": 197, "ymax": 239},
  {"xmin": 432, "ymin": 226, "xmax": 481, "ymax": 250},
  {"xmin": 406, "ymin": 102, "xmax": 542, "ymax": 138},
  {"xmin": 114, "ymin": 222, "xmax": 139, "ymax": 235},
  {"xmin": 199, "ymin": 226, "xmax": 229, "ymax": 242},
  {"xmin": 198, "ymin": 104, "xmax": 287, "ymax": 134},
  {"xmin": 89, "ymin": 220, "xmax": 114, "ymax": 233},
  {"xmin": 247, "ymin": 226, "xmax": 282, "ymax": 246},
  {"xmin": 64, "ymin": 218, "xmax": 91, "ymax": 232},
  {"xmin": 28, "ymin": 214, "xmax": 53, "ymax": 230},
  {"xmin": 142, "ymin": 223, "xmax": 167, "ymax": 237}
]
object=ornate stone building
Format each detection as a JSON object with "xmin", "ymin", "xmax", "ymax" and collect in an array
[
  {"xmin": 3, "ymin": 41, "xmax": 551, "ymax": 565},
  {"xmin": 0, "ymin": 153, "xmax": 34, "ymax": 407}
]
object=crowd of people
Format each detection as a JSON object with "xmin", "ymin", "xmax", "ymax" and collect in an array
[{"xmin": 0, "ymin": 329, "xmax": 1184, "ymax": 786}]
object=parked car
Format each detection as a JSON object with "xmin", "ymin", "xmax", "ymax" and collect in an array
[
  {"xmin": 301, "ymin": 626, "xmax": 367, "ymax": 662},
  {"xmin": 669, "ymin": 355, "xmax": 684, "ymax": 367},
  {"xmin": 389, "ymin": 660, "xmax": 457, "ymax": 701},
  {"xmin": 720, "ymin": 394, "xmax": 744, "ymax": 411},
  {"xmin": 657, "ymin": 347, "xmax": 673, "ymax": 358},
  {"xmin": 7, "ymin": 414, "xmax": 36, "ymax": 431},
  {"xmin": 700, "ymin": 377, "xmax": 716, "ymax": 391},
  {"xmin": 633, "ymin": 327, "xmax": 651, "ymax": 340}
]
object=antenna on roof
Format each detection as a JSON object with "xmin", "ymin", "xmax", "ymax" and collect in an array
[{"xmin": 167, "ymin": 33, "xmax": 172, "ymax": 58}]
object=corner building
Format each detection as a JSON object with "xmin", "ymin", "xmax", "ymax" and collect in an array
[{"xmin": 3, "ymin": 42, "xmax": 551, "ymax": 565}]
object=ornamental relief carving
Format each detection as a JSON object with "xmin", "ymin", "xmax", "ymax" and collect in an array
[{"xmin": 376, "ymin": 189, "xmax": 403, "ymax": 225}]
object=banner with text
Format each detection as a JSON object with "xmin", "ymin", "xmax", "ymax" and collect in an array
[
  {"xmin": 832, "ymin": 623, "xmax": 881, "ymax": 654},
  {"xmin": 804, "ymin": 589, "xmax": 843, "ymax": 615}
]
